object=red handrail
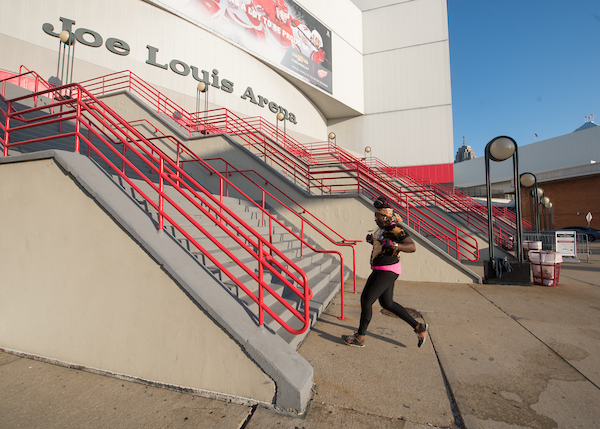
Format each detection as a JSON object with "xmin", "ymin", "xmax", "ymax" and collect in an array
[
  {"xmin": 237, "ymin": 114, "xmax": 526, "ymax": 251},
  {"xmin": 77, "ymin": 71, "xmax": 480, "ymax": 261},
  {"xmin": 365, "ymin": 155, "xmax": 533, "ymax": 248},
  {"xmin": 122, "ymin": 118, "xmax": 359, "ymax": 302},
  {"xmin": 0, "ymin": 74, "xmax": 316, "ymax": 335}
]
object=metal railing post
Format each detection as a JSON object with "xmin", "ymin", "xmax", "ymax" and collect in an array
[
  {"xmin": 75, "ymin": 91, "xmax": 81, "ymax": 153},
  {"xmin": 3, "ymin": 101, "xmax": 10, "ymax": 156},
  {"xmin": 258, "ymin": 243, "xmax": 264, "ymax": 326},
  {"xmin": 300, "ymin": 219, "xmax": 304, "ymax": 257},
  {"xmin": 225, "ymin": 162, "xmax": 229, "ymax": 197},
  {"xmin": 262, "ymin": 190, "xmax": 266, "ymax": 226},
  {"xmin": 455, "ymin": 228, "xmax": 461, "ymax": 262},
  {"xmin": 158, "ymin": 157, "xmax": 164, "ymax": 230},
  {"xmin": 352, "ymin": 246, "xmax": 357, "ymax": 293},
  {"xmin": 338, "ymin": 273, "xmax": 346, "ymax": 320},
  {"xmin": 122, "ymin": 143, "xmax": 127, "ymax": 174},
  {"xmin": 176, "ymin": 141, "xmax": 181, "ymax": 186},
  {"xmin": 269, "ymin": 215, "xmax": 273, "ymax": 256},
  {"xmin": 219, "ymin": 177, "xmax": 224, "ymax": 211}
]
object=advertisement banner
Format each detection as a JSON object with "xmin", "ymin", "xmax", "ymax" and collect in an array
[{"xmin": 151, "ymin": 0, "xmax": 333, "ymax": 93}]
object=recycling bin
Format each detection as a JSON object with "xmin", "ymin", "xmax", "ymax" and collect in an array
[{"xmin": 529, "ymin": 250, "xmax": 562, "ymax": 287}]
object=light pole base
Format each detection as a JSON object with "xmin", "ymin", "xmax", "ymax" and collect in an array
[{"xmin": 483, "ymin": 260, "xmax": 532, "ymax": 285}]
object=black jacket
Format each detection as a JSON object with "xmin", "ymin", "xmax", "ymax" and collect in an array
[{"xmin": 369, "ymin": 223, "xmax": 410, "ymax": 266}]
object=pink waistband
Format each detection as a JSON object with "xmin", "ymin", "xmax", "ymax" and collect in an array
[{"xmin": 371, "ymin": 261, "xmax": 402, "ymax": 275}]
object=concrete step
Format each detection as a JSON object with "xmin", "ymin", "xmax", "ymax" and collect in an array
[
  {"xmin": 112, "ymin": 175, "xmax": 345, "ymax": 348},
  {"xmin": 2, "ymin": 90, "xmax": 346, "ymax": 349}
]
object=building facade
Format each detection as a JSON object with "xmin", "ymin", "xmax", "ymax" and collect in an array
[{"xmin": 0, "ymin": 0, "xmax": 454, "ymax": 180}]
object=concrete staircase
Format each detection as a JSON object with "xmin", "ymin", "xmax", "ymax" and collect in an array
[
  {"xmin": 1, "ymin": 81, "xmax": 347, "ymax": 349},
  {"xmin": 110, "ymin": 175, "xmax": 346, "ymax": 349}
]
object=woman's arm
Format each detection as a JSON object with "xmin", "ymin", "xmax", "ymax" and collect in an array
[{"xmin": 396, "ymin": 236, "xmax": 416, "ymax": 253}]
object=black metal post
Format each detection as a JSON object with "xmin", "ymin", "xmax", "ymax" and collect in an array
[
  {"xmin": 513, "ymin": 149, "xmax": 524, "ymax": 262},
  {"xmin": 485, "ymin": 148, "xmax": 495, "ymax": 261}
]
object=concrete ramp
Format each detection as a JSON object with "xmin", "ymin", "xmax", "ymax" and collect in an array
[{"xmin": 0, "ymin": 151, "xmax": 313, "ymax": 413}]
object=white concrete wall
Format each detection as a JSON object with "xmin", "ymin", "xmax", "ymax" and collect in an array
[
  {"xmin": 331, "ymin": 0, "xmax": 454, "ymax": 168},
  {"xmin": 0, "ymin": 0, "xmax": 453, "ymax": 170},
  {"xmin": 297, "ymin": 0, "xmax": 365, "ymax": 111},
  {"xmin": 0, "ymin": 0, "xmax": 338, "ymax": 139},
  {"xmin": 0, "ymin": 158, "xmax": 275, "ymax": 403}
]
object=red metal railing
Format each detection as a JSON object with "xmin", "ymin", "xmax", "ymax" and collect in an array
[
  {"xmin": 124, "ymin": 118, "xmax": 359, "ymax": 300},
  {"xmin": 366, "ymin": 160, "xmax": 509, "ymax": 246},
  {"xmin": 291, "ymin": 140, "xmax": 481, "ymax": 261},
  {"xmin": 249, "ymin": 121, "xmax": 523, "ymax": 251},
  {"xmin": 78, "ymin": 70, "xmax": 480, "ymax": 261},
  {"xmin": 1, "ymin": 72, "xmax": 319, "ymax": 334},
  {"xmin": 80, "ymin": 69, "xmax": 530, "ymax": 256},
  {"xmin": 238, "ymin": 112, "xmax": 528, "ymax": 252},
  {"xmin": 371, "ymin": 160, "xmax": 533, "ymax": 249}
]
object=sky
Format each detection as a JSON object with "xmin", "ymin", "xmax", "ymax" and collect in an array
[{"xmin": 447, "ymin": 0, "xmax": 600, "ymax": 158}]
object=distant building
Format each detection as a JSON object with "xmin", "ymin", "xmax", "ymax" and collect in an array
[
  {"xmin": 454, "ymin": 137, "xmax": 477, "ymax": 163},
  {"xmin": 454, "ymin": 121, "xmax": 600, "ymax": 229}
]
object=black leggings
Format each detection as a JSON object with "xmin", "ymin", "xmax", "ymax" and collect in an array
[{"xmin": 357, "ymin": 270, "xmax": 419, "ymax": 335}]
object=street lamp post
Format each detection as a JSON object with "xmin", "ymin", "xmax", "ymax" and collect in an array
[
  {"xmin": 541, "ymin": 196, "xmax": 554, "ymax": 230},
  {"xmin": 328, "ymin": 132, "xmax": 336, "ymax": 145},
  {"xmin": 533, "ymin": 187, "xmax": 544, "ymax": 235},
  {"xmin": 276, "ymin": 111, "xmax": 286, "ymax": 144},
  {"xmin": 196, "ymin": 82, "xmax": 208, "ymax": 134},
  {"xmin": 520, "ymin": 172, "xmax": 540, "ymax": 236},
  {"xmin": 364, "ymin": 146, "xmax": 371, "ymax": 164},
  {"xmin": 546, "ymin": 201, "xmax": 554, "ymax": 230},
  {"xmin": 541, "ymin": 196, "xmax": 550, "ymax": 230},
  {"xmin": 328, "ymin": 132, "xmax": 337, "ymax": 157},
  {"xmin": 53, "ymin": 30, "xmax": 75, "ymax": 97},
  {"xmin": 484, "ymin": 136, "xmax": 530, "ymax": 284}
]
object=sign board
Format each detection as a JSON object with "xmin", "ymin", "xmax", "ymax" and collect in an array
[{"xmin": 555, "ymin": 231, "xmax": 576, "ymax": 257}]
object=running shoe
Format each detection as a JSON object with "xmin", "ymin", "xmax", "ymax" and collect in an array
[
  {"xmin": 342, "ymin": 333, "xmax": 365, "ymax": 348},
  {"xmin": 415, "ymin": 323, "xmax": 429, "ymax": 347}
]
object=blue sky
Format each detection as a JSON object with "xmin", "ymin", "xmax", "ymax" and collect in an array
[{"xmin": 447, "ymin": 0, "xmax": 600, "ymax": 158}]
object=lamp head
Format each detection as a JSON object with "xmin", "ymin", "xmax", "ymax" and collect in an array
[
  {"xmin": 486, "ymin": 136, "xmax": 517, "ymax": 162},
  {"xmin": 520, "ymin": 172, "xmax": 536, "ymax": 188},
  {"xmin": 365, "ymin": 146, "xmax": 371, "ymax": 153},
  {"xmin": 59, "ymin": 30, "xmax": 74, "ymax": 45},
  {"xmin": 535, "ymin": 187, "xmax": 544, "ymax": 198},
  {"xmin": 277, "ymin": 112, "xmax": 285, "ymax": 121},
  {"xmin": 541, "ymin": 196, "xmax": 550, "ymax": 206},
  {"xmin": 197, "ymin": 82, "xmax": 207, "ymax": 92},
  {"xmin": 328, "ymin": 132, "xmax": 336, "ymax": 140}
]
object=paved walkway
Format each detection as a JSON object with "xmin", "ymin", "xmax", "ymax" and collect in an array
[{"xmin": 2, "ymin": 245, "xmax": 600, "ymax": 428}]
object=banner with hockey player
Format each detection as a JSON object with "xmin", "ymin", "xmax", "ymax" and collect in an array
[{"xmin": 152, "ymin": 0, "xmax": 333, "ymax": 93}]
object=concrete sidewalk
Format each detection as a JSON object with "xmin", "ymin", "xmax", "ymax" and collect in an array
[{"xmin": 2, "ymin": 245, "xmax": 600, "ymax": 428}]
